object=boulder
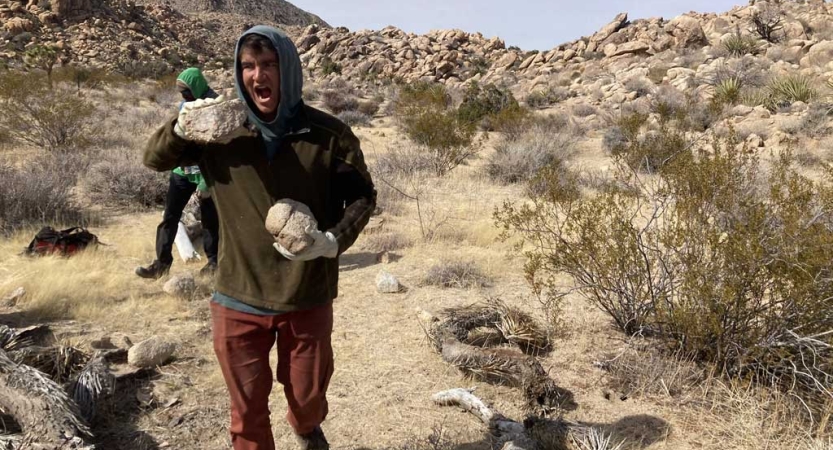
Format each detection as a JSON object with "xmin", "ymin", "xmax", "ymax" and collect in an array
[
  {"xmin": 665, "ymin": 15, "xmax": 709, "ymax": 48},
  {"xmin": 495, "ymin": 52, "xmax": 518, "ymax": 70},
  {"xmin": 4, "ymin": 17, "xmax": 33, "ymax": 35},
  {"xmin": 801, "ymin": 40, "xmax": 833, "ymax": 68},
  {"xmin": 591, "ymin": 12, "xmax": 628, "ymax": 44},
  {"xmin": 603, "ymin": 41, "xmax": 650, "ymax": 57}
]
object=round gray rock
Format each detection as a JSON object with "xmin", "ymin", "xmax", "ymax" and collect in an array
[
  {"xmin": 376, "ymin": 270, "xmax": 402, "ymax": 294},
  {"xmin": 163, "ymin": 274, "xmax": 197, "ymax": 299},
  {"xmin": 128, "ymin": 336, "xmax": 176, "ymax": 368},
  {"xmin": 265, "ymin": 199, "xmax": 317, "ymax": 254}
]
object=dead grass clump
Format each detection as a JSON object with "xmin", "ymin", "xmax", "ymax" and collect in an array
[
  {"xmin": 392, "ymin": 425, "xmax": 458, "ymax": 450},
  {"xmin": 571, "ymin": 103, "xmax": 597, "ymax": 117},
  {"xmin": 423, "ymin": 260, "xmax": 491, "ymax": 289},
  {"xmin": 336, "ymin": 110, "xmax": 371, "ymax": 127},
  {"xmin": 362, "ymin": 232, "xmax": 412, "ymax": 253},
  {"xmin": 0, "ymin": 158, "xmax": 89, "ymax": 235},
  {"xmin": 598, "ymin": 342, "xmax": 706, "ymax": 399},
  {"xmin": 80, "ymin": 147, "xmax": 168, "ymax": 209}
]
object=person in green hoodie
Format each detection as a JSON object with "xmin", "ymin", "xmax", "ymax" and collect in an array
[
  {"xmin": 135, "ymin": 67, "xmax": 220, "ymax": 279},
  {"xmin": 143, "ymin": 27, "xmax": 376, "ymax": 450}
]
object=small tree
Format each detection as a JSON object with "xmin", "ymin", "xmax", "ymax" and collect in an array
[
  {"xmin": 750, "ymin": 3, "xmax": 783, "ymax": 43},
  {"xmin": 24, "ymin": 45, "xmax": 59, "ymax": 88}
]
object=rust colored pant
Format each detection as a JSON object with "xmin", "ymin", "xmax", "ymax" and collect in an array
[{"xmin": 211, "ymin": 301, "xmax": 334, "ymax": 450}]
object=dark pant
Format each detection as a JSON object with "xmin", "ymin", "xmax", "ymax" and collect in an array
[
  {"xmin": 211, "ymin": 302, "xmax": 335, "ymax": 450},
  {"xmin": 155, "ymin": 172, "xmax": 219, "ymax": 266}
]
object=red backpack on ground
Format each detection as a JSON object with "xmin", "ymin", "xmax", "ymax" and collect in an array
[{"xmin": 25, "ymin": 227, "xmax": 99, "ymax": 257}]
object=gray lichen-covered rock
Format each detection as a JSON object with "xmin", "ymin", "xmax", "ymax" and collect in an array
[
  {"xmin": 163, "ymin": 274, "xmax": 197, "ymax": 299},
  {"xmin": 127, "ymin": 336, "xmax": 176, "ymax": 368},
  {"xmin": 265, "ymin": 199, "xmax": 317, "ymax": 254},
  {"xmin": 376, "ymin": 270, "xmax": 402, "ymax": 293},
  {"xmin": 180, "ymin": 97, "xmax": 248, "ymax": 143}
]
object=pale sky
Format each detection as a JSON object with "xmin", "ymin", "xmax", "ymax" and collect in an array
[{"xmin": 290, "ymin": 0, "xmax": 743, "ymax": 51}]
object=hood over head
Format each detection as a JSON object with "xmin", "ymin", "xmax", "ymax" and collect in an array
[
  {"xmin": 234, "ymin": 25, "xmax": 304, "ymax": 142},
  {"xmin": 176, "ymin": 67, "xmax": 210, "ymax": 99}
]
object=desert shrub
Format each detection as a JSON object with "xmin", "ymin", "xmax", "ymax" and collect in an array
[
  {"xmin": 571, "ymin": 103, "xmax": 597, "ymax": 117},
  {"xmin": 525, "ymin": 86, "xmax": 572, "ymax": 109},
  {"xmin": 320, "ymin": 55, "xmax": 342, "ymax": 75},
  {"xmin": 483, "ymin": 104, "xmax": 532, "ymax": 138},
  {"xmin": 768, "ymin": 74, "xmax": 817, "ymax": 106},
  {"xmin": 799, "ymin": 102, "xmax": 833, "ymax": 137},
  {"xmin": 322, "ymin": 89, "xmax": 359, "ymax": 114},
  {"xmin": 486, "ymin": 120, "xmax": 578, "ymax": 188},
  {"xmin": 722, "ymin": 32, "xmax": 759, "ymax": 57},
  {"xmin": 604, "ymin": 110, "xmax": 691, "ymax": 174},
  {"xmin": 0, "ymin": 157, "xmax": 89, "ymax": 234},
  {"xmin": 357, "ymin": 99, "xmax": 381, "ymax": 117},
  {"xmin": 622, "ymin": 77, "xmax": 654, "ymax": 98},
  {"xmin": 456, "ymin": 82, "xmax": 519, "ymax": 126},
  {"xmin": 393, "ymin": 82, "xmax": 477, "ymax": 176},
  {"xmin": 24, "ymin": 45, "xmax": 59, "ymax": 87},
  {"xmin": 336, "ymin": 110, "xmax": 371, "ymax": 127},
  {"xmin": 496, "ymin": 116, "xmax": 833, "ymax": 423},
  {"xmin": 81, "ymin": 147, "xmax": 168, "ymax": 209},
  {"xmin": 423, "ymin": 259, "xmax": 491, "ymax": 289},
  {"xmin": 0, "ymin": 72, "xmax": 95, "ymax": 151}
]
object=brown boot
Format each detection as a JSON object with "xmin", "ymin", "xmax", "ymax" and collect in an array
[{"xmin": 295, "ymin": 426, "xmax": 329, "ymax": 450}]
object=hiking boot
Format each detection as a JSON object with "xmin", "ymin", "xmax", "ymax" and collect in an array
[
  {"xmin": 199, "ymin": 260, "xmax": 217, "ymax": 277},
  {"xmin": 295, "ymin": 426, "xmax": 329, "ymax": 450},
  {"xmin": 135, "ymin": 260, "xmax": 171, "ymax": 279}
]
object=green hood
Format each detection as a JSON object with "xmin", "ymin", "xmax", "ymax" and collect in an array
[
  {"xmin": 234, "ymin": 25, "xmax": 304, "ymax": 142},
  {"xmin": 177, "ymin": 67, "xmax": 209, "ymax": 99}
]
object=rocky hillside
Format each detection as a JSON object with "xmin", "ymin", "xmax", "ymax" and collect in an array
[
  {"xmin": 0, "ymin": 0, "xmax": 315, "ymax": 75},
  {"xmin": 144, "ymin": 0, "xmax": 328, "ymax": 27},
  {"xmin": 298, "ymin": 0, "xmax": 833, "ymax": 100}
]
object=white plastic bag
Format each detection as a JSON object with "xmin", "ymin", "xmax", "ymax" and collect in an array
[{"xmin": 174, "ymin": 221, "xmax": 201, "ymax": 262}]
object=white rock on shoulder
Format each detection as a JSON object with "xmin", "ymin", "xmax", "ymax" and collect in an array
[{"xmin": 181, "ymin": 97, "xmax": 248, "ymax": 143}]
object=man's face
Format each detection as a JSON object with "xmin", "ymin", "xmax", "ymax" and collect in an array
[
  {"xmin": 180, "ymin": 89, "xmax": 196, "ymax": 102},
  {"xmin": 240, "ymin": 47, "xmax": 281, "ymax": 120}
]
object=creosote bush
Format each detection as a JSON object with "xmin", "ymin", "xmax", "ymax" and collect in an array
[
  {"xmin": 393, "ymin": 81, "xmax": 478, "ymax": 176},
  {"xmin": 336, "ymin": 110, "xmax": 371, "ymax": 127},
  {"xmin": 496, "ymin": 110, "xmax": 833, "ymax": 424},
  {"xmin": 0, "ymin": 72, "xmax": 95, "ymax": 151}
]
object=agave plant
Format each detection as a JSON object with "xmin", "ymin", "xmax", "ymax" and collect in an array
[
  {"xmin": 714, "ymin": 76, "xmax": 743, "ymax": 105},
  {"xmin": 768, "ymin": 74, "xmax": 817, "ymax": 104}
]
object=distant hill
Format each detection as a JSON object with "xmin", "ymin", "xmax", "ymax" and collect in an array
[{"xmin": 158, "ymin": 0, "xmax": 328, "ymax": 27}]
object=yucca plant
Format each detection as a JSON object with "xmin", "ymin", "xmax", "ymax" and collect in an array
[
  {"xmin": 714, "ymin": 76, "xmax": 743, "ymax": 106},
  {"xmin": 722, "ymin": 32, "xmax": 759, "ymax": 57},
  {"xmin": 740, "ymin": 88, "xmax": 777, "ymax": 111},
  {"xmin": 769, "ymin": 74, "xmax": 817, "ymax": 104}
]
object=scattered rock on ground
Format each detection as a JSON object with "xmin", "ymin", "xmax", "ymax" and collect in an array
[
  {"xmin": 1, "ymin": 287, "xmax": 25, "ymax": 307},
  {"xmin": 163, "ymin": 274, "xmax": 197, "ymax": 299},
  {"xmin": 128, "ymin": 336, "xmax": 176, "ymax": 368},
  {"xmin": 376, "ymin": 270, "xmax": 402, "ymax": 293}
]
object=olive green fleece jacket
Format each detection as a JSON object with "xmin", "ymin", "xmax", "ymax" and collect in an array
[{"xmin": 143, "ymin": 105, "xmax": 376, "ymax": 311}]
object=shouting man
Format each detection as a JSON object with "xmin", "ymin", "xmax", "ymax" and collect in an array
[{"xmin": 143, "ymin": 26, "xmax": 376, "ymax": 450}]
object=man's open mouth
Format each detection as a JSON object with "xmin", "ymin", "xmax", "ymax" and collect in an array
[{"xmin": 254, "ymin": 86, "xmax": 273, "ymax": 101}]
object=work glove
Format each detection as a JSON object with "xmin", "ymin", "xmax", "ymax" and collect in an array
[
  {"xmin": 174, "ymin": 96, "xmax": 254, "ymax": 144},
  {"xmin": 273, "ymin": 226, "xmax": 339, "ymax": 261}
]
